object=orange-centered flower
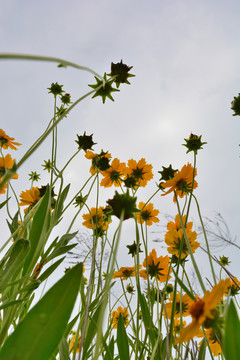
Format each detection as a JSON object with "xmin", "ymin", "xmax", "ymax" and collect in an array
[
  {"xmin": 0, "ymin": 129, "xmax": 21, "ymax": 150},
  {"xmin": 139, "ymin": 249, "xmax": 171, "ymax": 282},
  {"xmin": 125, "ymin": 158, "xmax": 153, "ymax": 188},
  {"xmin": 111, "ymin": 306, "xmax": 129, "ymax": 329},
  {"xmin": 85, "ymin": 150, "xmax": 111, "ymax": 175},
  {"xmin": 137, "ymin": 202, "xmax": 160, "ymax": 226},
  {"xmin": 174, "ymin": 278, "xmax": 231, "ymax": 344},
  {"xmin": 100, "ymin": 158, "xmax": 127, "ymax": 187},
  {"xmin": 161, "ymin": 163, "xmax": 197, "ymax": 202}
]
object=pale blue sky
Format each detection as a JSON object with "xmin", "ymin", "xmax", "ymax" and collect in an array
[{"xmin": 1, "ymin": 0, "xmax": 240, "ymax": 280}]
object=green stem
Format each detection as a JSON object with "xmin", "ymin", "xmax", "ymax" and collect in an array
[{"xmin": 0, "ymin": 53, "xmax": 103, "ymax": 79}]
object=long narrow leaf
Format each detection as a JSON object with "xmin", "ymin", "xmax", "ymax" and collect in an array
[
  {"xmin": 117, "ymin": 313, "xmax": 130, "ymax": 360},
  {"xmin": 224, "ymin": 299, "xmax": 240, "ymax": 360},
  {"xmin": 0, "ymin": 263, "xmax": 83, "ymax": 360}
]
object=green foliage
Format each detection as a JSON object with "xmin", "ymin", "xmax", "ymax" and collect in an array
[
  {"xmin": 224, "ymin": 300, "xmax": 240, "ymax": 360},
  {"xmin": 0, "ymin": 263, "xmax": 83, "ymax": 360}
]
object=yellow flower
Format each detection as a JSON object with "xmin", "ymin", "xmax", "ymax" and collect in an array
[
  {"xmin": 161, "ymin": 163, "xmax": 197, "ymax": 202},
  {"xmin": 0, "ymin": 183, "xmax": 7, "ymax": 194},
  {"xmin": 68, "ymin": 333, "xmax": 81, "ymax": 353},
  {"xmin": 167, "ymin": 214, "xmax": 193, "ymax": 231},
  {"xmin": 18, "ymin": 187, "xmax": 40, "ymax": 212},
  {"xmin": 139, "ymin": 249, "xmax": 171, "ymax": 282},
  {"xmin": 111, "ymin": 306, "xmax": 129, "ymax": 329},
  {"xmin": 0, "ymin": 129, "xmax": 21, "ymax": 150},
  {"xmin": 174, "ymin": 278, "xmax": 231, "ymax": 344},
  {"xmin": 165, "ymin": 228, "xmax": 199, "ymax": 259},
  {"xmin": 173, "ymin": 318, "xmax": 187, "ymax": 335},
  {"xmin": 164, "ymin": 292, "xmax": 195, "ymax": 319},
  {"xmin": 0, "ymin": 154, "xmax": 18, "ymax": 179},
  {"xmin": 199, "ymin": 329, "xmax": 222, "ymax": 357},
  {"xmin": 226, "ymin": 276, "xmax": 240, "ymax": 296},
  {"xmin": 100, "ymin": 158, "xmax": 127, "ymax": 187},
  {"xmin": 82, "ymin": 207, "xmax": 111, "ymax": 231},
  {"xmin": 125, "ymin": 158, "xmax": 153, "ymax": 188},
  {"xmin": 137, "ymin": 202, "xmax": 160, "ymax": 226},
  {"xmin": 85, "ymin": 150, "xmax": 111, "ymax": 175},
  {"xmin": 113, "ymin": 265, "xmax": 141, "ymax": 280}
]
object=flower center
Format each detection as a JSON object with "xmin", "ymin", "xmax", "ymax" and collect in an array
[{"xmin": 189, "ymin": 299, "xmax": 205, "ymax": 320}]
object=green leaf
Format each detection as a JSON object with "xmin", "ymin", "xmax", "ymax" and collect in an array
[
  {"xmin": 103, "ymin": 336, "xmax": 114, "ymax": 360},
  {"xmin": 137, "ymin": 286, "xmax": 155, "ymax": 347},
  {"xmin": 23, "ymin": 186, "xmax": 50, "ymax": 275},
  {"xmin": 224, "ymin": 299, "xmax": 240, "ymax": 360},
  {"xmin": 198, "ymin": 336, "xmax": 206, "ymax": 360},
  {"xmin": 171, "ymin": 267, "xmax": 195, "ymax": 300},
  {"xmin": 45, "ymin": 244, "xmax": 77, "ymax": 262},
  {"xmin": 59, "ymin": 337, "xmax": 70, "ymax": 360},
  {"xmin": 117, "ymin": 313, "xmax": 130, "ymax": 360},
  {"xmin": 0, "ymin": 263, "xmax": 83, "ymax": 360},
  {"xmin": 52, "ymin": 184, "xmax": 70, "ymax": 224},
  {"xmin": 38, "ymin": 257, "xmax": 65, "ymax": 282},
  {"xmin": 0, "ymin": 239, "xmax": 30, "ymax": 290},
  {"xmin": 0, "ymin": 198, "xmax": 10, "ymax": 210}
]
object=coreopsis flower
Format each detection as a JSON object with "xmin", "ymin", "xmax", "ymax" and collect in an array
[
  {"xmin": 0, "ymin": 154, "xmax": 18, "ymax": 179},
  {"xmin": 231, "ymin": 93, "xmax": 240, "ymax": 116},
  {"xmin": 89, "ymin": 73, "xmax": 119, "ymax": 104},
  {"xmin": 0, "ymin": 129, "xmax": 21, "ymax": 150},
  {"xmin": 226, "ymin": 276, "xmax": 240, "ymax": 296},
  {"xmin": 161, "ymin": 163, "xmax": 198, "ymax": 202},
  {"xmin": 85, "ymin": 150, "xmax": 111, "ymax": 175},
  {"xmin": 75, "ymin": 132, "xmax": 96, "ymax": 152},
  {"xmin": 111, "ymin": 306, "xmax": 129, "ymax": 329},
  {"xmin": 165, "ymin": 228, "xmax": 199, "ymax": 259},
  {"xmin": 108, "ymin": 60, "xmax": 135, "ymax": 88},
  {"xmin": 124, "ymin": 158, "xmax": 153, "ymax": 188},
  {"xmin": 100, "ymin": 158, "xmax": 127, "ymax": 187},
  {"xmin": 173, "ymin": 319, "xmax": 187, "ymax": 336},
  {"xmin": 82, "ymin": 206, "xmax": 111, "ymax": 232},
  {"xmin": 136, "ymin": 202, "xmax": 160, "ymax": 226},
  {"xmin": 199, "ymin": 329, "xmax": 222, "ymax": 357},
  {"xmin": 174, "ymin": 278, "xmax": 231, "ymax": 344},
  {"xmin": 164, "ymin": 292, "xmax": 195, "ymax": 319},
  {"xmin": 113, "ymin": 265, "xmax": 141, "ymax": 280},
  {"xmin": 139, "ymin": 249, "xmax": 171, "ymax": 282},
  {"xmin": 183, "ymin": 134, "xmax": 207, "ymax": 155},
  {"xmin": 18, "ymin": 187, "xmax": 40, "ymax": 212},
  {"xmin": 68, "ymin": 332, "xmax": 81, "ymax": 353},
  {"xmin": 0, "ymin": 183, "xmax": 7, "ymax": 194},
  {"xmin": 167, "ymin": 214, "xmax": 193, "ymax": 232},
  {"xmin": 107, "ymin": 190, "xmax": 139, "ymax": 220}
]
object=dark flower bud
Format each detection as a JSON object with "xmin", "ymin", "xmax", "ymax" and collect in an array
[
  {"xmin": 47, "ymin": 82, "xmax": 64, "ymax": 96},
  {"xmin": 75, "ymin": 132, "xmax": 96, "ymax": 152},
  {"xmin": 231, "ymin": 93, "xmax": 240, "ymax": 116},
  {"xmin": 107, "ymin": 190, "xmax": 139, "ymax": 220},
  {"xmin": 183, "ymin": 133, "xmax": 207, "ymax": 154},
  {"xmin": 108, "ymin": 60, "xmax": 135, "ymax": 88},
  {"xmin": 158, "ymin": 165, "xmax": 178, "ymax": 181}
]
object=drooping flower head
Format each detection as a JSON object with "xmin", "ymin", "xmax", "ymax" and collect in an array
[
  {"xmin": 85, "ymin": 150, "xmax": 111, "ymax": 175},
  {"xmin": 139, "ymin": 249, "xmax": 171, "ymax": 282},
  {"xmin": 137, "ymin": 202, "xmax": 160, "ymax": 226},
  {"xmin": 100, "ymin": 158, "xmax": 127, "ymax": 187},
  {"xmin": 124, "ymin": 158, "xmax": 153, "ymax": 188},
  {"xmin": 174, "ymin": 278, "xmax": 231, "ymax": 344},
  {"xmin": 113, "ymin": 265, "xmax": 141, "ymax": 280},
  {"xmin": 161, "ymin": 163, "xmax": 198, "ymax": 202},
  {"xmin": 111, "ymin": 306, "xmax": 129, "ymax": 329},
  {"xmin": 0, "ymin": 129, "xmax": 21, "ymax": 150}
]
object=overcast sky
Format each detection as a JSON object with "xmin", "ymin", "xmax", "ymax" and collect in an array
[{"xmin": 1, "ymin": 0, "xmax": 240, "ymax": 280}]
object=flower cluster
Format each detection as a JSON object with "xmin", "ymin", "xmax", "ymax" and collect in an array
[{"xmin": 0, "ymin": 129, "xmax": 20, "ymax": 194}]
